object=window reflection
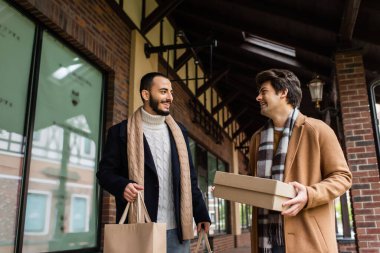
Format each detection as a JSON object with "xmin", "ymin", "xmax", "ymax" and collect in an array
[
  {"xmin": 25, "ymin": 191, "xmax": 51, "ymax": 235},
  {"xmin": 188, "ymin": 138, "xmax": 229, "ymax": 236},
  {"xmin": 22, "ymin": 31, "xmax": 102, "ymax": 252},
  {"xmin": 0, "ymin": 0, "xmax": 35, "ymax": 251},
  {"xmin": 240, "ymin": 203, "xmax": 252, "ymax": 230}
]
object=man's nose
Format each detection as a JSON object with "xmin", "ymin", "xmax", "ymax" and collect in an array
[
  {"xmin": 256, "ymin": 94, "xmax": 262, "ymax": 102},
  {"xmin": 167, "ymin": 92, "xmax": 173, "ymax": 101}
]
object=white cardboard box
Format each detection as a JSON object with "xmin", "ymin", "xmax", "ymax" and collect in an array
[{"xmin": 213, "ymin": 171, "xmax": 296, "ymax": 211}]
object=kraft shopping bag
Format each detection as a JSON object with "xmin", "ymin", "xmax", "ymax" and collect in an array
[
  {"xmin": 104, "ymin": 192, "xmax": 166, "ymax": 253},
  {"xmin": 194, "ymin": 229, "xmax": 212, "ymax": 253}
]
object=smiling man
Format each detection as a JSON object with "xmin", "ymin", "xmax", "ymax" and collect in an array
[
  {"xmin": 97, "ymin": 72, "xmax": 210, "ymax": 253},
  {"xmin": 249, "ymin": 69, "xmax": 352, "ymax": 253}
]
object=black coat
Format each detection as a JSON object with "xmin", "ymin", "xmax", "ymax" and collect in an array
[{"xmin": 97, "ymin": 120, "xmax": 211, "ymax": 241}]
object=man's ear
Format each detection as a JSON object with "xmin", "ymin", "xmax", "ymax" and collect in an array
[
  {"xmin": 141, "ymin": 90, "xmax": 150, "ymax": 101},
  {"xmin": 280, "ymin": 88, "xmax": 288, "ymax": 99}
]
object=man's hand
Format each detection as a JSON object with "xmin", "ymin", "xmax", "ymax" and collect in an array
[
  {"xmin": 197, "ymin": 222, "xmax": 211, "ymax": 233},
  {"xmin": 281, "ymin": 181, "xmax": 308, "ymax": 216},
  {"xmin": 123, "ymin": 183, "xmax": 144, "ymax": 202}
]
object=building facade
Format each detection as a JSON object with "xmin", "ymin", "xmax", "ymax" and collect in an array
[{"xmin": 1, "ymin": 0, "xmax": 379, "ymax": 253}]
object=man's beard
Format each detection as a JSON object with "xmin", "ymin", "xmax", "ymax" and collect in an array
[{"xmin": 149, "ymin": 96, "xmax": 170, "ymax": 116}]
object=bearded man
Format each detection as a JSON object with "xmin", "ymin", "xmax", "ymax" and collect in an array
[{"xmin": 97, "ymin": 72, "xmax": 210, "ymax": 253}]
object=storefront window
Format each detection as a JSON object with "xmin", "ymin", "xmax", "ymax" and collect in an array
[
  {"xmin": 0, "ymin": 0, "xmax": 35, "ymax": 252},
  {"xmin": 188, "ymin": 139, "xmax": 230, "ymax": 235},
  {"xmin": 207, "ymin": 153, "xmax": 228, "ymax": 235},
  {"xmin": 195, "ymin": 145, "xmax": 208, "ymax": 195},
  {"xmin": 22, "ymin": 31, "xmax": 103, "ymax": 252}
]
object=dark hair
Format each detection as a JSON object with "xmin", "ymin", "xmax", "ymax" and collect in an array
[
  {"xmin": 139, "ymin": 72, "xmax": 168, "ymax": 100},
  {"xmin": 255, "ymin": 69, "xmax": 302, "ymax": 108}
]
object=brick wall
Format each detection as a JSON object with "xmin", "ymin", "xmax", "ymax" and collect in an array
[
  {"xmin": 235, "ymin": 231, "xmax": 251, "ymax": 247},
  {"xmin": 335, "ymin": 51, "xmax": 380, "ymax": 253},
  {"xmin": 211, "ymin": 234, "xmax": 235, "ymax": 252},
  {"xmin": 339, "ymin": 239, "xmax": 358, "ymax": 253}
]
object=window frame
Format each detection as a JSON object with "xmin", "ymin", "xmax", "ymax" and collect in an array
[
  {"xmin": 369, "ymin": 79, "xmax": 380, "ymax": 171},
  {"xmin": 4, "ymin": 0, "xmax": 108, "ymax": 252}
]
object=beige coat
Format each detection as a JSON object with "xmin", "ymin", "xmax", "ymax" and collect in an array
[{"xmin": 249, "ymin": 113, "xmax": 352, "ymax": 253}]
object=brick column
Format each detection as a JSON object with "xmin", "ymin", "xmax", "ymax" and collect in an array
[{"xmin": 335, "ymin": 51, "xmax": 380, "ymax": 253}]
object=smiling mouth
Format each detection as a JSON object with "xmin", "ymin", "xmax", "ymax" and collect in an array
[{"xmin": 161, "ymin": 102, "xmax": 171, "ymax": 108}]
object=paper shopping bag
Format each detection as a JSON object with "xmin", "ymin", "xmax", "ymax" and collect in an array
[
  {"xmin": 193, "ymin": 230, "xmax": 212, "ymax": 253},
  {"xmin": 104, "ymin": 192, "xmax": 166, "ymax": 253}
]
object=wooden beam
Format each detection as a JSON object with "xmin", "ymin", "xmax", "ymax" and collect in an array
[
  {"xmin": 339, "ymin": 0, "xmax": 361, "ymax": 42},
  {"xmin": 223, "ymin": 108, "xmax": 248, "ymax": 129},
  {"xmin": 204, "ymin": 44, "xmax": 330, "ymax": 82},
  {"xmin": 195, "ymin": 68, "xmax": 229, "ymax": 97},
  {"xmin": 222, "ymin": 42, "xmax": 331, "ymax": 80},
  {"xmin": 211, "ymin": 91, "xmax": 241, "ymax": 115},
  {"xmin": 238, "ymin": 135, "xmax": 251, "ymax": 148},
  {"xmin": 173, "ymin": 35, "xmax": 213, "ymax": 72},
  {"xmin": 177, "ymin": 10, "xmax": 334, "ymax": 58},
  {"xmin": 174, "ymin": 49, "xmax": 193, "ymax": 72},
  {"xmin": 181, "ymin": 0, "xmax": 338, "ymax": 34},
  {"xmin": 141, "ymin": 0, "xmax": 184, "ymax": 35},
  {"xmin": 233, "ymin": 120, "xmax": 254, "ymax": 139}
]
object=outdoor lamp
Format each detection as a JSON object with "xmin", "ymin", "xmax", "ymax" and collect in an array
[{"xmin": 307, "ymin": 75, "xmax": 324, "ymax": 109}]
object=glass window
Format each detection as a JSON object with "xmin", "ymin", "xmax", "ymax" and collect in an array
[
  {"xmin": 188, "ymin": 140, "xmax": 230, "ymax": 235},
  {"xmin": 207, "ymin": 153, "xmax": 217, "ymax": 185},
  {"xmin": 334, "ymin": 193, "xmax": 353, "ymax": 238},
  {"xmin": 70, "ymin": 195, "xmax": 89, "ymax": 232},
  {"xmin": 189, "ymin": 137, "xmax": 196, "ymax": 166},
  {"xmin": 240, "ymin": 203, "xmax": 252, "ymax": 230},
  {"xmin": 370, "ymin": 82, "xmax": 380, "ymax": 169},
  {"xmin": 195, "ymin": 145, "xmax": 208, "ymax": 195},
  {"xmin": 22, "ymin": 31, "xmax": 103, "ymax": 252},
  {"xmin": 207, "ymin": 154, "xmax": 228, "ymax": 235},
  {"xmin": 217, "ymin": 158, "xmax": 226, "ymax": 172},
  {"xmin": 207, "ymin": 153, "xmax": 217, "ymax": 234},
  {"xmin": 0, "ymin": 0, "xmax": 35, "ymax": 252},
  {"xmin": 24, "ymin": 192, "xmax": 51, "ymax": 235},
  {"xmin": 83, "ymin": 138, "xmax": 92, "ymax": 156}
]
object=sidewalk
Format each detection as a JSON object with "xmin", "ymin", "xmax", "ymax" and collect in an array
[{"xmin": 220, "ymin": 246, "xmax": 251, "ymax": 253}]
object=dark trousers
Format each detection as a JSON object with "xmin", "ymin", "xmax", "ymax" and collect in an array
[{"xmin": 273, "ymin": 245, "xmax": 285, "ymax": 253}]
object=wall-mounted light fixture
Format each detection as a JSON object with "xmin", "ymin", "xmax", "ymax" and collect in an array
[
  {"xmin": 307, "ymin": 75, "xmax": 324, "ymax": 109},
  {"xmin": 307, "ymin": 74, "xmax": 338, "ymax": 116}
]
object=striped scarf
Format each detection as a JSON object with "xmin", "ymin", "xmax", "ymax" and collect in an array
[{"xmin": 257, "ymin": 109, "xmax": 299, "ymax": 252}]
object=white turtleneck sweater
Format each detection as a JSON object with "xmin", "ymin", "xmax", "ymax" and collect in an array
[{"xmin": 141, "ymin": 108, "xmax": 176, "ymax": 229}]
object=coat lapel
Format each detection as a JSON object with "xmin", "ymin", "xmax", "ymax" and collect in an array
[
  {"xmin": 143, "ymin": 135, "xmax": 158, "ymax": 176},
  {"xmin": 284, "ymin": 114, "xmax": 305, "ymax": 181}
]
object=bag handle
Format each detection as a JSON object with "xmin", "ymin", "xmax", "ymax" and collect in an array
[
  {"xmin": 194, "ymin": 229, "xmax": 212, "ymax": 253},
  {"xmin": 118, "ymin": 191, "xmax": 151, "ymax": 224}
]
